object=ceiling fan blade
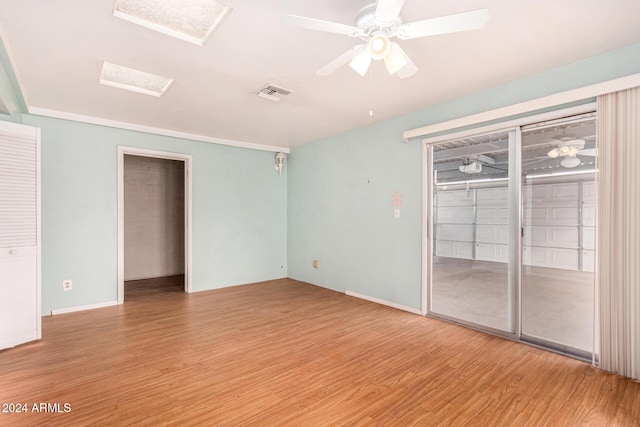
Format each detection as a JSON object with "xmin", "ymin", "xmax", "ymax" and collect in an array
[
  {"xmin": 316, "ymin": 44, "xmax": 366, "ymax": 76},
  {"xmin": 391, "ymin": 44, "xmax": 418, "ymax": 79},
  {"xmin": 397, "ymin": 8, "xmax": 490, "ymax": 40},
  {"xmin": 578, "ymin": 148, "xmax": 598, "ymax": 157},
  {"xmin": 285, "ymin": 15, "xmax": 362, "ymax": 37},
  {"xmin": 565, "ymin": 139, "xmax": 586, "ymax": 145},
  {"xmin": 523, "ymin": 157, "xmax": 554, "ymax": 167},
  {"xmin": 375, "ymin": 0, "xmax": 406, "ymax": 24}
]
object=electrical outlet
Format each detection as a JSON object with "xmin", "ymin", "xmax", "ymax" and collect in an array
[{"xmin": 63, "ymin": 280, "xmax": 72, "ymax": 291}]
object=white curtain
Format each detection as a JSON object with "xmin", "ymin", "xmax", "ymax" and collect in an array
[{"xmin": 597, "ymin": 86, "xmax": 640, "ymax": 380}]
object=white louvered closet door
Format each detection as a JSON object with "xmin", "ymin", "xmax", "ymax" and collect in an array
[{"xmin": 0, "ymin": 121, "xmax": 41, "ymax": 350}]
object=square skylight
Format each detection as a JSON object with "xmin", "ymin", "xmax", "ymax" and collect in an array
[
  {"xmin": 113, "ymin": 0, "xmax": 232, "ymax": 46},
  {"xmin": 99, "ymin": 62, "xmax": 174, "ymax": 97}
]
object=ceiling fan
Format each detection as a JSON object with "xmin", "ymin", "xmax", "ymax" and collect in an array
[
  {"xmin": 545, "ymin": 134, "xmax": 597, "ymax": 168},
  {"xmin": 285, "ymin": 0, "xmax": 490, "ymax": 78}
]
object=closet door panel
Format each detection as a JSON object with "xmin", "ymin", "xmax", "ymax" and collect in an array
[
  {"xmin": 0, "ymin": 248, "xmax": 37, "ymax": 347},
  {"xmin": 0, "ymin": 123, "xmax": 40, "ymax": 350}
]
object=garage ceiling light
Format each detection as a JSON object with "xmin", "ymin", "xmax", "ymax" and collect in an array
[{"xmin": 113, "ymin": 0, "xmax": 232, "ymax": 46}]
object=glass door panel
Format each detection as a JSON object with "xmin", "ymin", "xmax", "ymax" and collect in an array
[
  {"xmin": 429, "ymin": 130, "xmax": 514, "ymax": 333},
  {"xmin": 520, "ymin": 115, "xmax": 597, "ymax": 358}
]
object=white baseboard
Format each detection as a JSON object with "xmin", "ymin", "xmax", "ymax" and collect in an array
[
  {"xmin": 50, "ymin": 300, "xmax": 119, "ymax": 316},
  {"xmin": 345, "ymin": 290, "xmax": 422, "ymax": 315},
  {"xmin": 0, "ymin": 330, "xmax": 39, "ymax": 350}
]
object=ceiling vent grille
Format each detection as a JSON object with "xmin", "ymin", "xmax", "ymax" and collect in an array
[{"xmin": 255, "ymin": 84, "xmax": 293, "ymax": 102}]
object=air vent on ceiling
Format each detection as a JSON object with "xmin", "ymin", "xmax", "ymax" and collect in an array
[{"xmin": 255, "ymin": 84, "xmax": 293, "ymax": 102}]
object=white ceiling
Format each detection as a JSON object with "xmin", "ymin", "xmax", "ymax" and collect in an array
[{"xmin": 0, "ymin": 0, "xmax": 639, "ymax": 149}]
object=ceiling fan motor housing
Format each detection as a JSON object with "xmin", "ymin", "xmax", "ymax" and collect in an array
[{"xmin": 355, "ymin": 3, "xmax": 402, "ymax": 35}]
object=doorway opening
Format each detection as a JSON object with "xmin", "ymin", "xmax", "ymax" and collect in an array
[{"xmin": 117, "ymin": 147, "xmax": 192, "ymax": 304}]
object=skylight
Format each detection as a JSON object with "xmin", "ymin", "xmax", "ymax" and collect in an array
[
  {"xmin": 99, "ymin": 62, "xmax": 174, "ymax": 97},
  {"xmin": 113, "ymin": 0, "xmax": 232, "ymax": 46}
]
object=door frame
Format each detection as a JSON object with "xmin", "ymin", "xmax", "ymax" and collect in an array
[
  {"xmin": 421, "ymin": 102, "xmax": 596, "ymax": 315},
  {"xmin": 423, "ymin": 126, "xmax": 519, "ymax": 340},
  {"xmin": 117, "ymin": 146, "xmax": 193, "ymax": 304},
  {"xmin": 420, "ymin": 103, "xmax": 598, "ymax": 358}
]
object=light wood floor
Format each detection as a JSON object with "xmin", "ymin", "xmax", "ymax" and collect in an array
[
  {"xmin": 0, "ymin": 278, "xmax": 638, "ymax": 426},
  {"xmin": 124, "ymin": 274, "xmax": 185, "ymax": 301}
]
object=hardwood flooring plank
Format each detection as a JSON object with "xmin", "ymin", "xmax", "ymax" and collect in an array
[{"xmin": 0, "ymin": 278, "xmax": 638, "ymax": 426}]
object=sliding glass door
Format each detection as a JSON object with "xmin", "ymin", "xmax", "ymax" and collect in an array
[
  {"xmin": 426, "ymin": 112, "xmax": 597, "ymax": 359},
  {"xmin": 520, "ymin": 115, "xmax": 597, "ymax": 358},
  {"xmin": 429, "ymin": 129, "xmax": 516, "ymax": 334}
]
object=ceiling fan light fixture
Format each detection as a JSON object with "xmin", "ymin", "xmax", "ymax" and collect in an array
[
  {"xmin": 349, "ymin": 51, "xmax": 372, "ymax": 76},
  {"xmin": 558, "ymin": 145, "xmax": 572, "ymax": 156},
  {"xmin": 547, "ymin": 148, "xmax": 559, "ymax": 158},
  {"xmin": 368, "ymin": 34, "xmax": 391, "ymax": 60},
  {"xmin": 561, "ymin": 157, "xmax": 581, "ymax": 168},
  {"xmin": 384, "ymin": 43, "xmax": 408, "ymax": 74}
]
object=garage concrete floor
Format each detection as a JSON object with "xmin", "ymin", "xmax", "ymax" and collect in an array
[{"xmin": 431, "ymin": 257, "xmax": 595, "ymax": 354}]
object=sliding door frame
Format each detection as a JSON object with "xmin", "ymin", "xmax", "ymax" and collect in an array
[
  {"xmin": 508, "ymin": 127, "xmax": 523, "ymax": 338},
  {"xmin": 421, "ymin": 102, "xmax": 597, "ymax": 356},
  {"xmin": 423, "ymin": 126, "xmax": 519, "ymax": 339},
  {"xmin": 421, "ymin": 144, "xmax": 432, "ymax": 315}
]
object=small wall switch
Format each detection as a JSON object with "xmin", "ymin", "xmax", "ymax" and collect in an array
[
  {"xmin": 63, "ymin": 280, "xmax": 72, "ymax": 291},
  {"xmin": 313, "ymin": 260, "xmax": 319, "ymax": 269},
  {"xmin": 394, "ymin": 208, "xmax": 400, "ymax": 219}
]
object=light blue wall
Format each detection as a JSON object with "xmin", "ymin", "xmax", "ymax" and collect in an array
[
  {"xmin": 21, "ymin": 115, "xmax": 288, "ymax": 314},
  {"xmin": 287, "ymin": 42, "xmax": 640, "ymax": 310},
  {"xmin": 5, "ymin": 41, "xmax": 640, "ymax": 315},
  {"xmin": 288, "ymin": 124, "xmax": 421, "ymax": 306},
  {"xmin": 0, "ymin": 36, "xmax": 26, "ymax": 120}
]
